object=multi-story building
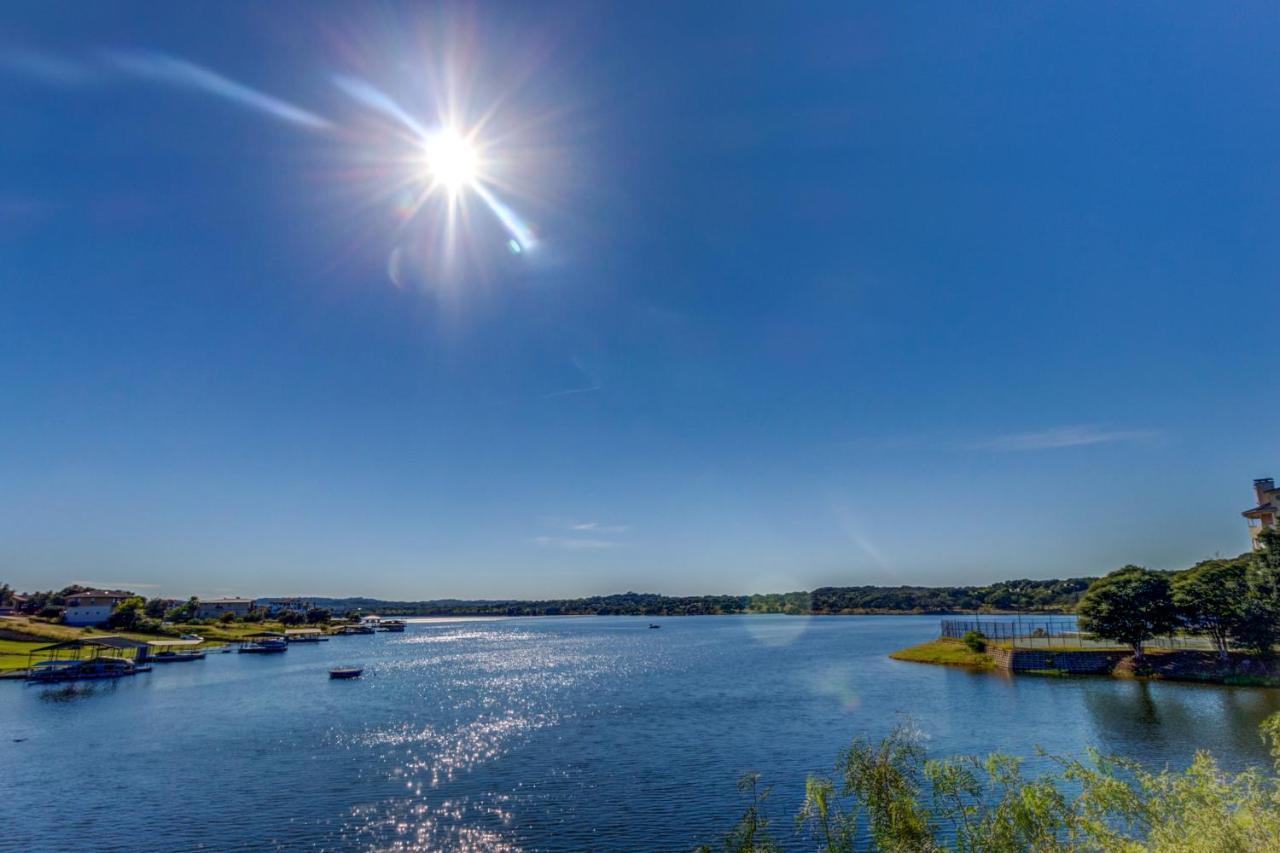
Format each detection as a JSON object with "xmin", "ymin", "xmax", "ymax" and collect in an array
[
  {"xmin": 1243, "ymin": 477, "xmax": 1280, "ymax": 550},
  {"xmin": 195, "ymin": 597, "xmax": 256, "ymax": 620},
  {"xmin": 64, "ymin": 590, "xmax": 134, "ymax": 626}
]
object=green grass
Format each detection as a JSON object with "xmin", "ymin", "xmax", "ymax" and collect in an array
[
  {"xmin": 0, "ymin": 638, "xmax": 60, "ymax": 672},
  {"xmin": 889, "ymin": 638, "xmax": 994, "ymax": 670}
]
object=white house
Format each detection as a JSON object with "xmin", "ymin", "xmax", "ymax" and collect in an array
[{"xmin": 63, "ymin": 590, "xmax": 134, "ymax": 626}]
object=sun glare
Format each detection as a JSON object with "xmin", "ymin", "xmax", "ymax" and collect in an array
[{"xmin": 423, "ymin": 128, "xmax": 478, "ymax": 194}]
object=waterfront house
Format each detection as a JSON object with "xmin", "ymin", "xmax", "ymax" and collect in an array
[
  {"xmin": 262, "ymin": 598, "xmax": 316, "ymax": 617},
  {"xmin": 1243, "ymin": 477, "xmax": 1280, "ymax": 550},
  {"xmin": 63, "ymin": 590, "xmax": 134, "ymax": 626},
  {"xmin": 195, "ymin": 597, "xmax": 256, "ymax": 620}
]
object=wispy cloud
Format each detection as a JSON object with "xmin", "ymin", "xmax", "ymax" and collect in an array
[
  {"xmin": 104, "ymin": 50, "xmax": 332, "ymax": 130},
  {"xmin": 543, "ymin": 384, "xmax": 600, "ymax": 399},
  {"xmin": 531, "ymin": 536, "xmax": 618, "ymax": 550},
  {"xmin": 971, "ymin": 425, "xmax": 1159, "ymax": 452},
  {"xmin": 543, "ymin": 357, "xmax": 601, "ymax": 399},
  {"xmin": 569, "ymin": 521, "xmax": 629, "ymax": 533}
]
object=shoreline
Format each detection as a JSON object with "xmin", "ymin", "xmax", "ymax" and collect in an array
[{"xmin": 890, "ymin": 638, "xmax": 1280, "ymax": 687}]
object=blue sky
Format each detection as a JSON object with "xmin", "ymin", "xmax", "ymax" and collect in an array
[{"xmin": 2, "ymin": 2, "xmax": 1277, "ymax": 600}]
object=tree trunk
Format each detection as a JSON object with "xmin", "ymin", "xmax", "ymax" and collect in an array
[{"xmin": 1133, "ymin": 642, "xmax": 1144, "ymax": 663}]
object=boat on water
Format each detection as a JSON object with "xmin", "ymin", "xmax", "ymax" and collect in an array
[
  {"xmin": 149, "ymin": 649, "xmax": 206, "ymax": 663},
  {"xmin": 148, "ymin": 638, "xmax": 207, "ymax": 662},
  {"xmin": 335, "ymin": 624, "xmax": 375, "ymax": 635},
  {"xmin": 27, "ymin": 657, "xmax": 151, "ymax": 683},
  {"xmin": 648, "ymin": 624, "xmax": 661, "ymax": 629},
  {"xmin": 238, "ymin": 633, "xmax": 288, "ymax": 654},
  {"xmin": 329, "ymin": 666, "xmax": 364, "ymax": 679},
  {"xmin": 376, "ymin": 620, "xmax": 406, "ymax": 632},
  {"xmin": 285, "ymin": 629, "xmax": 330, "ymax": 643}
]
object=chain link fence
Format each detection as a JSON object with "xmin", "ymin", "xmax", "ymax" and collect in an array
[{"xmin": 940, "ymin": 617, "xmax": 1215, "ymax": 651}]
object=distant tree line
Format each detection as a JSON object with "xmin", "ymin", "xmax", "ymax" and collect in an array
[{"xmin": 310, "ymin": 578, "xmax": 1093, "ymax": 618}]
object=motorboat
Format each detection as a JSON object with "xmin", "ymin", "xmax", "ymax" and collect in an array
[
  {"xmin": 329, "ymin": 666, "xmax": 364, "ymax": 679},
  {"xmin": 149, "ymin": 648, "xmax": 206, "ymax": 663},
  {"xmin": 377, "ymin": 620, "xmax": 406, "ymax": 632},
  {"xmin": 336, "ymin": 624, "xmax": 375, "ymax": 635}
]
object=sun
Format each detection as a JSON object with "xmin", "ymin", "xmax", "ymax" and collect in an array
[{"xmin": 422, "ymin": 128, "xmax": 478, "ymax": 194}]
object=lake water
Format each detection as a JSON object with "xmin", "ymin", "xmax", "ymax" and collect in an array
[{"xmin": 4, "ymin": 615, "xmax": 1280, "ymax": 851}]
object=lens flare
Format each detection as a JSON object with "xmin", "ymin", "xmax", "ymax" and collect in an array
[{"xmin": 422, "ymin": 129, "xmax": 478, "ymax": 194}]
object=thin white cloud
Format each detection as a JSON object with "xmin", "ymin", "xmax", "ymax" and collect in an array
[
  {"xmin": 569, "ymin": 522, "xmax": 629, "ymax": 533},
  {"xmin": 972, "ymin": 425, "xmax": 1159, "ymax": 452},
  {"xmin": 532, "ymin": 536, "xmax": 617, "ymax": 550},
  {"xmin": 104, "ymin": 50, "xmax": 332, "ymax": 130},
  {"xmin": 543, "ymin": 384, "xmax": 600, "ymax": 399}
]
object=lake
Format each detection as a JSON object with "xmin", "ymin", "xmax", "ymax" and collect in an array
[{"xmin": 4, "ymin": 615, "xmax": 1280, "ymax": 851}]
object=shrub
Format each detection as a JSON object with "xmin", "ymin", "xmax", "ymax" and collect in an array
[{"xmin": 962, "ymin": 630, "xmax": 986, "ymax": 652}]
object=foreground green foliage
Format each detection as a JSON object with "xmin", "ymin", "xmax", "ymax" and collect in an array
[{"xmin": 705, "ymin": 716, "xmax": 1280, "ymax": 852}]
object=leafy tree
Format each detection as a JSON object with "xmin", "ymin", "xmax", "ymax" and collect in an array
[
  {"xmin": 164, "ymin": 597, "xmax": 199, "ymax": 624},
  {"xmin": 962, "ymin": 630, "xmax": 986, "ymax": 653},
  {"xmin": 218, "ymin": 610, "xmax": 237, "ymax": 623},
  {"xmin": 1238, "ymin": 529, "xmax": 1280, "ymax": 657},
  {"xmin": 306, "ymin": 607, "xmax": 332, "ymax": 624},
  {"xmin": 276, "ymin": 609, "xmax": 305, "ymax": 626},
  {"xmin": 1077, "ymin": 566, "xmax": 1177, "ymax": 663},
  {"xmin": 0, "ymin": 583, "xmax": 12, "ymax": 606},
  {"xmin": 106, "ymin": 596, "xmax": 146, "ymax": 630},
  {"xmin": 1172, "ymin": 559, "xmax": 1249, "ymax": 661}
]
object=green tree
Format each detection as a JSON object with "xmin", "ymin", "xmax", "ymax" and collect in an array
[
  {"xmin": 306, "ymin": 607, "xmax": 332, "ymax": 624},
  {"xmin": 164, "ymin": 597, "xmax": 199, "ymax": 623},
  {"xmin": 106, "ymin": 596, "xmax": 147, "ymax": 630},
  {"xmin": 1076, "ymin": 566, "xmax": 1177, "ymax": 663},
  {"xmin": 1238, "ymin": 528, "xmax": 1280, "ymax": 657},
  {"xmin": 1172, "ymin": 559, "xmax": 1249, "ymax": 661},
  {"xmin": 276, "ymin": 609, "xmax": 305, "ymax": 626}
]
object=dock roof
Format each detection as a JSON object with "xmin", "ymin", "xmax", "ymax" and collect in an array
[{"xmin": 31, "ymin": 636, "xmax": 150, "ymax": 653}]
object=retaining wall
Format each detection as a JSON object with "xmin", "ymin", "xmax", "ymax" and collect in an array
[{"xmin": 988, "ymin": 647, "xmax": 1126, "ymax": 674}]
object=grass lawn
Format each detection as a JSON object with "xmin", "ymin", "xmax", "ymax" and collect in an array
[
  {"xmin": 0, "ymin": 638, "xmax": 58, "ymax": 672},
  {"xmin": 0, "ymin": 615, "xmax": 311, "ymax": 655},
  {"xmin": 889, "ymin": 638, "xmax": 994, "ymax": 670}
]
